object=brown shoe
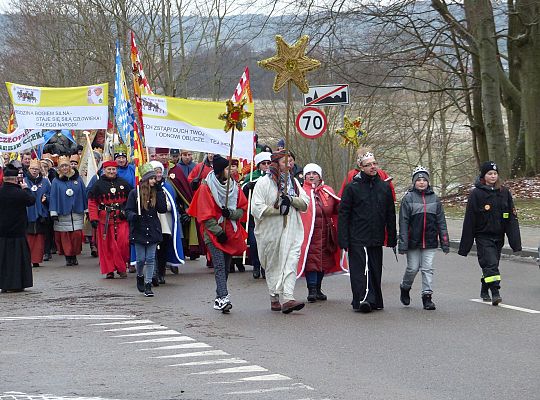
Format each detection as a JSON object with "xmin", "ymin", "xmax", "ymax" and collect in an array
[
  {"xmin": 281, "ymin": 300, "xmax": 305, "ymax": 314},
  {"xmin": 117, "ymin": 271, "xmax": 128, "ymax": 278},
  {"xmin": 271, "ymin": 301, "xmax": 282, "ymax": 311}
]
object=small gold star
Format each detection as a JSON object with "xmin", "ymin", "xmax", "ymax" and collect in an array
[
  {"xmin": 258, "ymin": 35, "xmax": 321, "ymax": 94},
  {"xmin": 218, "ymin": 99, "xmax": 252, "ymax": 132}
]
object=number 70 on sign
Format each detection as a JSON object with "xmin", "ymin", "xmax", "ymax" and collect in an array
[{"xmin": 295, "ymin": 107, "xmax": 328, "ymax": 139}]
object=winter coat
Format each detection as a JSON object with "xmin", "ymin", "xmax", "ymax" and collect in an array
[
  {"xmin": 116, "ymin": 164, "xmax": 136, "ymax": 189},
  {"xmin": 125, "ymin": 185, "xmax": 167, "ymax": 245},
  {"xmin": 338, "ymin": 171, "xmax": 397, "ymax": 249},
  {"xmin": 24, "ymin": 174, "xmax": 51, "ymax": 235},
  {"xmin": 398, "ymin": 186, "xmax": 449, "ymax": 253},
  {"xmin": 458, "ymin": 179, "xmax": 522, "ymax": 256},
  {"xmin": 49, "ymin": 169, "xmax": 87, "ymax": 216},
  {"xmin": 0, "ymin": 182, "xmax": 36, "ymax": 238}
]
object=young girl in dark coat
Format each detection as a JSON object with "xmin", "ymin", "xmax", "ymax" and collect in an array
[
  {"xmin": 125, "ymin": 163, "xmax": 167, "ymax": 297},
  {"xmin": 458, "ymin": 161, "xmax": 522, "ymax": 305}
]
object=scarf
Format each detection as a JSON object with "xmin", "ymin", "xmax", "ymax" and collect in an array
[
  {"xmin": 268, "ymin": 165, "xmax": 297, "ymax": 196},
  {"xmin": 205, "ymin": 171, "xmax": 239, "ymax": 231}
]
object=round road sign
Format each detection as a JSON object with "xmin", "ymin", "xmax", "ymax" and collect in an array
[{"xmin": 295, "ymin": 107, "xmax": 327, "ymax": 139}]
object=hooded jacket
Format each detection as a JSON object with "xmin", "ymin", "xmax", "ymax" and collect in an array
[
  {"xmin": 458, "ymin": 178, "xmax": 521, "ymax": 256},
  {"xmin": 398, "ymin": 186, "xmax": 449, "ymax": 252},
  {"xmin": 338, "ymin": 171, "xmax": 397, "ymax": 249}
]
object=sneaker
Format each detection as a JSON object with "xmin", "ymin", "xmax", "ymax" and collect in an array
[
  {"xmin": 144, "ymin": 283, "xmax": 154, "ymax": 297},
  {"xmin": 214, "ymin": 296, "xmax": 232, "ymax": 313}
]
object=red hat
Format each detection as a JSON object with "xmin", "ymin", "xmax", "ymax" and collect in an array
[
  {"xmin": 102, "ymin": 160, "xmax": 118, "ymax": 168},
  {"xmin": 155, "ymin": 147, "xmax": 169, "ymax": 155}
]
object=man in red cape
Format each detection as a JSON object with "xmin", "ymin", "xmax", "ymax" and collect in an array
[{"xmin": 187, "ymin": 155, "xmax": 247, "ymax": 313}]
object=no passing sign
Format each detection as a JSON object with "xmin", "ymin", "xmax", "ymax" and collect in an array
[{"xmin": 295, "ymin": 107, "xmax": 327, "ymax": 139}]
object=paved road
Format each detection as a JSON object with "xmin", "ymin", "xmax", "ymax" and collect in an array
[{"xmin": 1, "ymin": 247, "xmax": 539, "ymax": 400}]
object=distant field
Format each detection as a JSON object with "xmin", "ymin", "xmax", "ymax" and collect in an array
[{"xmin": 443, "ymin": 198, "xmax": 540, "ymax": 227}]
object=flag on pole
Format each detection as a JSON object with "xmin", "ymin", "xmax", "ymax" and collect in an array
[
  {"xmin": 114, "ymin": 40, "xmax": 137, "ymax": 146},
  {"xmin": 7, "ymin": 108, "xmax": 16, "ymax": 134},
  {"xmin": 130, "ymin": 31, "xmax": 153, "ymax": 140},
  {"xmin": 231, "ymin": 67, "xmax": 255, "ymax": 171}
]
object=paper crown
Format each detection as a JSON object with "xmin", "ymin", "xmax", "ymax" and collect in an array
[
  {"xmin": 114, "ymin": 144, "xmax": 128, "ymax": 157},
  {"xmin": 57, "ymin": 155, "xmax": 71, "ymax": 166},
  {"xmin": 29, "ymin": 159, "xmax": 41, "ymax": 169}
]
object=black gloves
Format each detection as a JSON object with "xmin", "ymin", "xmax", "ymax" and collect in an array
[
  {"xmin": 280, "ymin": 194, "xmax": 291, "ymax": 216},
  {"xmin": 91, "ymin": 220, "xmax": 99, "ymax": 229},
  {"xmin": 221, "ymin": 206, "xmax": 231, "ymax": 219},
  {"xmin": 191, "ymin": 179, "xmax": 201, "ymax": 191},
  {"xmin": 216, "ymin": 231, "xmax": 228, "ymax": 244},
  {"xmin": 244, "ymin": 181, "xmax": 256, "ymax": 192},
  {"xmin": 180, "ymin": 213, "xmax": 191, "ymax": 225}
]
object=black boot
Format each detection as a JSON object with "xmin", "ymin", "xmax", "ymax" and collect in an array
[
  {"xmin": 490, "ymin": 284, "xmax": 502, "ymax": 306},
  {"xmin": 65, "ymin": 256, "xmax": 73, "ymax": 266},
  {"xmin": 316, "ymin": 282, "xmax": 327, "ymax": 301},
  {"xmin": 480, "ymin": 278, "xmax": 491, "ymax": 302},
  {"xmin": 144, "ymin": 283, "xmax": 154, "ymax": 297},
  {"xmin": 400, "ymin": 285, "xmax": 411, "ymax": 306},
  {"xmin": 422, "ymin": 293, "xmax": 436, "ymax": 310},
  {"xmin": 252, "ymin": 266, "xmax": 260, "ymax": 279},
  {"xmin": 72, "ymin": 256, "xmax": 78, "ymax": 266},
  {"xmin": 136, "ymin": 275, "xmax": 145, "ymax": 293},
  {"xmin": 152, "ymin": 275, "xmax": 159, "ymax": 287},
  {"xmin": 307, "ymin": 285, "xmax": 317, "ymax": 303}
]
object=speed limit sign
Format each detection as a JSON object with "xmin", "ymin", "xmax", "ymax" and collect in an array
[{"xmin": 295, "ymin": 107, "xmax": 327, "ymax": 139}]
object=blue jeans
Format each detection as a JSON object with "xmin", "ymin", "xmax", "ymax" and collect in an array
[
  {"xmin": 401, "ymin": 248, "xmax": 436, "ymax": 294},
  {"xmin": 134, "ymin": 243, "xmax": 157, "ymax": 284}
]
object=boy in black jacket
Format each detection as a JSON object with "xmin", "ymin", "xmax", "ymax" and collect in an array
[{"xmin": 458, "ymin": 161, "xmax": 521, "ymax": 305}]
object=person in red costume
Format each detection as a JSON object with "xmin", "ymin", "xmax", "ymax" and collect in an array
[
  {"xmin": 298, "ymin": 163, "xmax": 346, "ymax": 303},
  {"xmin": 338, "ymin": 147, "xmax": 396, "ymax": 201},
  {"xmin": 187, "ymin": 155, "xmax": 248, "ymax": 313},
  {"xmin": 88, "ymin": 160, "xmax": 132, "ymax": 279}
]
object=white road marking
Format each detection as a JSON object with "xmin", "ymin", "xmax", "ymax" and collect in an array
[
  {"xmin": 470, "ymin": 299, "xmax": 540, "ymax": 314},
  {"xmin": 190, "ymin": 365, "xmax": 268, "ymax": 375},
  {"xmin": 0, "ymin": 315, "xmax": 133, "ymax": 321},
  {"xmin": 120, "ymin": 336, "xmax": 195, "ymax": 344},
  {"xmin": 138, "ymin": 343, "xmax": 211, "ymax": 351},
  {"xmin": 226, "ymin": 385, "xmax": 308, "ymax": 395},
  {"xmin": 152, "ymin": 350, "xmax": 229, "ymax": 358},
  {"xmin": 215, "ymin": 374, "xmax": 292, "ymax": 384},
  {"xmin": 89, "ymin": 320, "xmax": 154, "ymax": 326},
  {"xmin": 168, "ymin": 358, "xmax": 248, "ymax": 367},
  {"xmin": 1, "ymin": 392, "xmax": 120, "ymax": 400},
  {"xmin": 101, "ymin": 325, "xmax": 169, "ymax": 332},
  {"xmin": 111, "ymin": 329, "xmax": 181, "ymax": 337}
]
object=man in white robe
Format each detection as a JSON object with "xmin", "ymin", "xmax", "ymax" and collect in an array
[{"xmin": 251, "ymin": 150, "xmax": 309, "ymax": 314}]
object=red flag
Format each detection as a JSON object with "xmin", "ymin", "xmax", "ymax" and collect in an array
[
  {"xmin": 231, "ymin": 67, "xmax": 255, "ymax": 171},
  {"xmin": 130, "ymin": 31, "xmax": 153, "ymax": 141},
  {"xmin": 7, "ymin": 108, "xmax": 16, "ymax": 134}
]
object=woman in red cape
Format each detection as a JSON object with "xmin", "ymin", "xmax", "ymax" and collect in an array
[
  {"xmin": 187, "ymin": 155, "xmax": 247, "ymax": 313},
  {"xmin": 298, "ymin": 163, "xmax": 346, "ymax": 303}
]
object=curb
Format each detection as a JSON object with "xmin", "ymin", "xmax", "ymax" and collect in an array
[{"xmin": 449, "ymin": 240, "xmax": 538, "ymax": 260}]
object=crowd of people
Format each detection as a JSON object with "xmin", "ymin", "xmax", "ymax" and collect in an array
[{"xmin": 0, "ymin": 136, "xmax": 522, "ymax": 315}]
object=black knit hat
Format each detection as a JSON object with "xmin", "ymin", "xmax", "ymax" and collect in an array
[
  {"xmin": 3, "ymin": 164, "xmax": 19, "ymax": 177},
  {"xmin": 479, "ymin": 161, "xmax": 498, "ymax": 178},
  {"xmin": 212, "ymin": 155, "xmax": 230, "ymax": 175}
]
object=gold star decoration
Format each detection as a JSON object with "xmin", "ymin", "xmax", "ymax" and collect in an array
[
  {"xmin": 257, "ymin": 35, "xmax": 321, "ymax": 94},
  {"xmin": 336, "ymin": 116, "xmax": 367, "ymax": 148},
  {"xmin": 218, "ymin": 99, "xmax": 252, "ymax": 132}
]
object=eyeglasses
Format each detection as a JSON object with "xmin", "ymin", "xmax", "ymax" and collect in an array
[
  {"xmin": 260, "ymin": 161, "xmax": 271, "ymax": 165},
  {"xmin": 362, "ymin": 162, "xmax": 378, "ymax": 168}
]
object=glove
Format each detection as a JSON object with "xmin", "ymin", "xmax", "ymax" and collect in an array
[
  {"xmin": 51, "ymin": 215, "xmax": 59, "ymax": 222},
  {"xmin": 221, "ymin": 207, "xmax": 231, "ymax": 219},
  {"xmin": 180, "ymin": 213, "xmax": 191, "ymax": 225},
  {"xmin": 91, "ymin": 220, "xmax": 99, "ymax": 229},
  {"xmin": 191, "ymin": 179, "xmax": 201, "ymax": 191},
  {"xmin": 216, "ymin": 231, "xmax": 227, "ymax": 244},
  {"xmin": 280, "ymin": 194, "xmax": 291, "ymax": 216},
  {"xmin": 244, "ymin": 181, "xmax": 256, "ymax": 191}
]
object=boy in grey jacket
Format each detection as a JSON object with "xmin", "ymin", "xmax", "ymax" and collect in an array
[{"xmin": 398, "ymin": 166, "xmax": 449, "ymax": 310}]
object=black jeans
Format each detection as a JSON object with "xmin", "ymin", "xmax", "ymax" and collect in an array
[{"xmin": 349, "ymin": 245, "xmax": 384, "ymax": 309}]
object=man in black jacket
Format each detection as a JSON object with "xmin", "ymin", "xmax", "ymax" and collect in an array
[
  {"xmin": 338, "ymin": 152, "xmax": 397, "ymax": 313},
  {"xmin": 0, "ymin": 164, "xmax": 36, "ymax": 292}
]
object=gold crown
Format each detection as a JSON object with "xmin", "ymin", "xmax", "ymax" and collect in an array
[{"xmin": 58, "ymin": 155, "xmax": 71, "ymax": 166}]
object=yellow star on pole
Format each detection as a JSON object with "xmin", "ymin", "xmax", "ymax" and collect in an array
[
  {"xmin": 218, "ymin": 99, "xmax": 252, "ymax": 132},
  {"xmin": 336, "ymin": 116, "xmax": 367, "ymax": 148},
  {"xmin": 257, "ymin": 35, "xmax": 321, "ymax": 94}
]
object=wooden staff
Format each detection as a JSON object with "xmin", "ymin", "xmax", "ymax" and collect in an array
[
  {"xmin": 283, "ymin": 80, "xmax": 292, "ymax": 228},
  {"xmin": 242, "ymin": 158, "xmax": 255, "ymax": 264},
  {"xmin": 223, "ymin": 126, "xmax": 236, "ymax": 221}
]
